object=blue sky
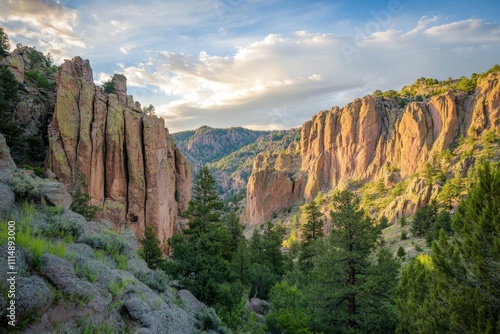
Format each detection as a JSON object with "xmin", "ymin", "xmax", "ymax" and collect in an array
[{"xmin": 1, "ymin": 0, "xmax": 499, "ymax": 132}]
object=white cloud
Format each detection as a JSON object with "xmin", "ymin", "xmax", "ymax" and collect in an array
[
  {"xmin": 119, "ymin": 18, "xmax": 500, "ymax": 132},
  {"xmin": 0, "ymin": 0, "xmax": 85, "ymax": 62},
  {"xmin": 1, "ymin": 2, "xmax": 499, "ymax": 133},
  {"xmin": 403, "ymin": 15, "xmax": 439, "ymax": 36}
]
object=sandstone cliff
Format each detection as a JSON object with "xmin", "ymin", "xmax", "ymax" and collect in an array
[
  {"xmin": 301, "ymin": 73, "xmax": 499, "ymax": 200},
  {"xmin": 1, "ymin": 45, "xmax": 57, "ymax": 165},
  {"xmin": 243, "ymin": 71, "xmax": 500, "ymax": 226},
  {"xmin": 241, "ymin": 142, "xmax": 304, "ymax": 226},
  {"xmin": 47, "ymin": 57, "xmax": 191, "ymax": 252}
]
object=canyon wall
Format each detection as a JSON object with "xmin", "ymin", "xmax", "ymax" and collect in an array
[
  {"xmin": 241, "ymin": 142, "xmax": 304, "ymax": 226},
  {"xmin": 300, "ymin": 73, "xmax": 499, "ymax": 201},
  {"xmin": 243, "ymin": 72, "xmax": 500, "ymax": 226},
  {"xmin": 47, "ymin": 57, "xmax": 191, "ymax": 252}
]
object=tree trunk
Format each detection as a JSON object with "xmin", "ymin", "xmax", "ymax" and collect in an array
[{"xmin": 348, "ymin": 266, "xmax": 356, "ymax": 328}]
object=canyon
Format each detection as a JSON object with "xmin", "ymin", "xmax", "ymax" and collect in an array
[{"xmin": 241, "ymin": 72, "xmax": 500, "ymax": 226}]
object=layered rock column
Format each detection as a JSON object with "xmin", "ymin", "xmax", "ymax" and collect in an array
[
  {"xmin": 48, "ymin": 57, "xmax": 192, "ymax": 252},
  {"xmin": 241, "ymin": 143, "xmax": 304, "ymax": 226}
]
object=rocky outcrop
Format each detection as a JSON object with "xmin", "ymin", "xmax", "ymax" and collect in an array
[
  {"xmin": 2, "ymin": 46, "xmax": 56, "ymax": 139},
  {"xmin": 0, "ymin": 133, "xmax": 15, "ymax": 217},
  {"xmin": 243, "ymin": 72, "xmax": 500, "ymax": 227},
  {"xmin": 241, "ymin": 143, "xmax": 304, "ymax": 226},
  {"xmin": 47, "ymin": 57, "xmax": 191, "ymax": 252},
  {"xmin": 301, "ymin": 73, "xmax": 500, "ymax": 202},
  {"xmin": 0, "ymin": 211, "xmax": 208, "ymax": 333}
]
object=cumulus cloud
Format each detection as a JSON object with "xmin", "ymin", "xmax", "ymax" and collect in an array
[
  {"xmin": 116, "ymin": 17, "xmax": 500, "ymax": 132},
  {"xmin": 0, "ymin": 0, "xmax": 85, "ymax": 62},
  {"xmin": 1, "ymin": 2, "xmax": 499, "ymax": 133}
]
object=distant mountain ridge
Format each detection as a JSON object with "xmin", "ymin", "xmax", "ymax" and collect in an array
[
  {"xmin": 172, "ymin": 126, "xmax": 268, "ymax": 167},
  {"xmin": 172, "ymin": 126, "xmax": 301, "ymax": 200}
]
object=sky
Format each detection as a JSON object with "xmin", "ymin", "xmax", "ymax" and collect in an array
[{"xmin": 1, "ymin": 0, "xmax": 499, "ymax": 133}]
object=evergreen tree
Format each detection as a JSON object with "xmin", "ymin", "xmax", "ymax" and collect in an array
[
  {"xmin": 222, "ymin": 211, "xmax": 245, "ymax": 260},
  {"xmin": 298, "ymin": 200, "xmax": 324, "ymax": 281},
  {"xmin": 396, "ymin": 163, "xmax": 500, "ymax": 333},
  {"xmin": 425, "ymin": 209, "xmax": 452, "ymax": 245},
  {"xmin": 185, "ymin": 166, "xmax": 224, "ymax": 233},
  {"xmin": 0, "ymin": 27, "xmax": 10, "ymax": 56},
  {"xmin": 139, "ymin": 226, "xmax": 162, "ymax": 269},
  {"xmin": 309, "ymin": 190, "xmax": 399, "ymax": 333},
  {"xmin": 102, "ymin": 78, "xmax": 116, "ymax": 94},
  {"xmin": 0, "ymin": 66, "xmax": 21, "ymax": 149},
  {"xmin": 248, "ymin": 221, "xmax": 286, "ymax": 299},
  {"xmin": 397, "ymin": 246, "xmax": 406, "ymax": 259},
  {"xmin": 166, "ymin": 167, "xmax": 238, "ymax": 312},
  {"xmin": 395, "ymin": 253, "xmax": 449, "ymax": 333},
  {"xmin": 300, "ymin": 201, "xmax": 324, "ymax": 243},
  {"xmin": 410, "ymin": 202, "xmax": 437, "ymax": 237}
]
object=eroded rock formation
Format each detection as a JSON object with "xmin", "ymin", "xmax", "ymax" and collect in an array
[
  {"xmin": 47, "ymin": 57, "xmax": 191, "ymax": 252},
  {"xmin": 243, "ymin": 72, "xmax": 500, "ymax": 226},
  {"xmin": 241, "ymin": 142, "xmax": 304, "ymax": 226},
  {"xmin": 300, "ymin": 73, "xmax": 500, "ymax": 201}
]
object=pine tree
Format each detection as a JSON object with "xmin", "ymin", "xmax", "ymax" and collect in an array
[
  {"xmin": 298, "ymin": 200, "xmax": 324, "ymax": 280},
  {"xmin": 166, "ymin": 167, "xmax": 237, "ymax": 311},
  {"xmin": 396, "ymin": 163, "xmax": 500, "ymax": 333},
  {"xmin": 248, "ymin": 222, "xmax": 286, "ymax": 299},
  {"xmin": 185, "ymin": 166, "xmax": 224, "ymax": 233},
  {"xmin": 396, "ymin": 246, "xmax": 406, "ymax": 259},
  {"xmin": 222, "ymin": 211, "xmax": 245, "ymax": 260},
  {"xmin": 140, "ymin": 226, "xmax": 162, "ymax": 269},
  {"xmin": 410, "ymin": 202, "xmax": 437, "ymax": 237},
  {"xmin": 310, "ymin": 190, "xmax": 399, "ymax": 333},
  {"xmin": 0, "ymin": 27, "xmax": 10, "ymax": 56},
  {"xmin": 300, "ymin": 201, "xmax": 324, "ymax": 244}
]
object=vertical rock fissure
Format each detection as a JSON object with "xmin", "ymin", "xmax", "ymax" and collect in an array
[
  {"xmin": 103, "ymin": 97, "xmax": 109, "ymax": 199},
  {"xmin": 123, "ymin": 109, "xmax": 130, "ymax": 223},
  {"xmin": 140, "ymin": 116, "xmax": 148, "ymax": 233},
  {"xmin": 73, "ymin": 78, "xmax": 83, "ymax": 194}
]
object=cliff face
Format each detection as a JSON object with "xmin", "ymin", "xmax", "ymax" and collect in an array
[
  {"xmin": 241, "ymin": 142, "xmax": 304, "ymax": 226},
  {"xmin": 243, "ymin": 72, "xmax": 500, "ymax": 226},
  {"xmin": 47, "ymin": 57, "xmax": 191, "ymax": 252},
  {"xmin": 301, "ymin": 73, "xmax": 499, "ymax": 201}
]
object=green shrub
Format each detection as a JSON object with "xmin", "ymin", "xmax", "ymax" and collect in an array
[
  {"xmin": 81, "ymin": 230, "xmax": 127, "ymax": 257},
  {"xmin": 455, "ymin": 76, "xmax": 477, "ymax": 94},
  {"xmin": 24, "ymin": 69, "xmax": 52, "ymax": 89},
  {"xmin": 9, "ymin": 170, "xmax": 44, "ymax": 200},
  {"xmin": 115, "ymin": 254, "xmax": 128, "ymax": 270},
  {"xmin": 40, "ymin": 214, "xmax": 84, "ymax": 242},
  {"xmin": 397, "ymin": 246, "xmax": 406, "ymax": 259},
  {"xmin": 75, "ymin": 263, "xmax": 99, "ymax": 283},
  {"xmin": 22, "ymin": 165, "xmax": 44, "ymax": 177},
  {"xmin": 109, "ymin": 278, "xmax": 128, "ymax": 296},
  {"xmin": 102, "ymin": 79, "xmax": 116, "ymax": 94},
  {"xmin": 194, "ymin": 307, "xmax": 231, "ymax": 334},
  {"xmin": 70, "ymin": 191, "xmax": 100, "ymax": 221},
  {"xmin": 400, "ymin": 230, "xmax": 407, "ymax": 240},
  {"xmin": 0, "ymin": 203, "xmax": 66, "ymax": 268},
  {"xmin": 135, "ymin": 268, "xmax": 171, "ymax": 293}
]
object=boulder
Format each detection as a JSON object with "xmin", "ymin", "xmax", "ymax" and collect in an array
[
  {"xmin": 16, "ymin": 276, "xmax": 53, "ymax": 318},
  {"xmin": 245, "ymin": 298, "xmax": 270, "ymax": 315},
  {"xmin": 0, "ymin": 181, "xmax": 15, "ymax": 218},
  {"xmin": 41, "ymin": 181, "xmax": 72, "ymax": 209}
]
